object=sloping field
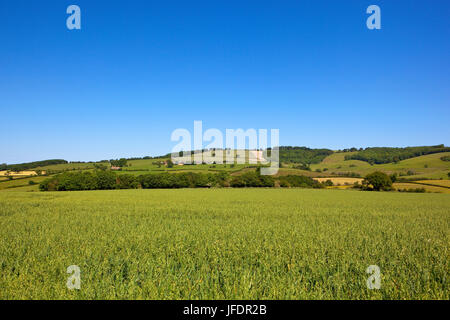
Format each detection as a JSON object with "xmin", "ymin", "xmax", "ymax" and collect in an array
[
  {"xmin": 415, "ymin": 180, "xmax": 450, "ymax": 188},
  {"xmin": 0, "ymin": 189, "xmax": 448, "ymax": 299},
  {"xmin": 0, "ymin": 176, "xmax": 47, "ymax": 191},
  {"xmin": 33, "ymin": 162, "xmax": 97, "ymax": 171},
  {"xmin": 273, "ymin": 168, "xmax": 322, "ymax": 177},
  {"xmin": 310, "ymin": 152, "xmax": 450, "ymax": 179}
]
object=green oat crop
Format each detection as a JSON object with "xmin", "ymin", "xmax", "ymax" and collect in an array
[{"xmin": 0, "ymin": 189, "xmax": 448, "ymax": 299}]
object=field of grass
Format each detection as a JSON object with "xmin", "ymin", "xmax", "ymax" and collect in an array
[
  {"xmin": 34, "ymin": 162, "xmax": 98, "ymax": 171},
  {"xmin": 0, "ymin": 189, "xmax": 448, "ymax": 299}
]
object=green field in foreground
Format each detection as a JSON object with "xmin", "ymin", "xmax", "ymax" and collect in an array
[{"xmin": 0, "ymin": 189, "xmax": 448, "ymax": 299}]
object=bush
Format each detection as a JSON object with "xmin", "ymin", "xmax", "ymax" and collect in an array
[
  {"xmin": 279, "ymin": 180, "xmax": 290, "ymax": 188},
  {"xmin": 138, "ymin": 172, "xmax": 215, "ymax": 189},
  {"xmin": 397, "ymin": 188, "xmax": 426, "ymax": 193},
  {"xmin": 40, "ymin": 171, "xmax": 123, "ymax": 191},
  {"xmin": 210, "ymin": 172, "xmax": 229, "ymax": 187},
  {"xmin": 110, "ymin": 158, "xmax": 128, "ymax": 167},
  {"xmin": 96, "ymin": 171, "xmax": 117, "ymax": 190},
  {"xmin": 230, "ymin": 176, "xmax": 246, "ymax": 188},
  {"xmin": 293, "ymin": 164, "xmax": 311, "ymax": 171},
  {"xmin": 363, "ymin": 172, "xmax": 393, "ymax": 191},
  {"xmin": 139, "ymin": 173, "xmax": 187, "ymax": 188},
  {"xmin": 94, "ymin": 163, "xmax": 108, "ymax": 171},
  {"xmin": 390, "ymin": 173, "xmax": 398, "ymax": 183},
  {"xmin": 230, "ymin": 172, "xmax": 274, "ymax": 188},
  {"xmin": 116, "ymin": 174, "xmax": 139, "ymax": 189}
]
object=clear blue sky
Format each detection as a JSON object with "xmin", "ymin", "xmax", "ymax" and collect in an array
[{"xmin": 1, "ymin": 0, "xmax": 449, "ymax": 163}]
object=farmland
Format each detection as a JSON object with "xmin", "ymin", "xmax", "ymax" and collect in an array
[
  {"xmin": 0, "ymin": 189, "xmax": 448, "ymax": 299},
  {"xmin": 393, "ymin": 183, "xmax": 450, "ymax": 194},
  {"xmin": 309, "ymin": 152, "xmax": 450, "ymax": 180}
]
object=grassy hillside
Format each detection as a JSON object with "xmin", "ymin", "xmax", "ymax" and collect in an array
[
  {"xmin": 2, "ymin": 148, "xmax": 449, "ymax": 188},
  {"xmin": 345, "ymin": 145, "xmax": 450, "ymax": 164},
  {"xmin": 0, "ymin": 176, "xmax": 46, "ymax": 191},
  {"xmin": 310, "ymin": 152, "xmax": 450, "ymax": 180},
  {"xmin": 0, "ymin": 189, "xmax": 448, "ymax": 299}
]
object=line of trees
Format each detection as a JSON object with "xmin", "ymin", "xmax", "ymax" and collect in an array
[
  {"xmin": 110, "ymin": 158, "xmax": 128, "ymax": 167},
  {"xmin": 0, "ymin": 159, "xmax": 68, "ymax": 172},
  {"xmin": 278, "ymin": 147, "xmax": 333, "ymax": 165},
  {"xmin": 39, "ymin": 171, "xmax": 231, "ymax": 191},
  {"xmin": 39, "ymin": 170, "xmax": 331, "ymax": 191},
  {"xmin": 39, "ymin": 171, "xmax": 139, "ymax": 191},
  {"xmin": 39, "ymin": 169, "xmax": 421, "ymax": 193},
  {"xmin": 230, "ymin": 172, "xmax": 275, "ymax": 187}
]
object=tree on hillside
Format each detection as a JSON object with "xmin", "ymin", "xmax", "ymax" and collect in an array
[
  {"xmin": 94, "ymin": 163, "xmax": 108, "ymax": 171},
  {"xmin": 110, "ymin": 158, "xmax": 127, "ymax": 167},
  {"xmin": 363, "ymin": 172, "xmax": 393, "ymax": 191}
]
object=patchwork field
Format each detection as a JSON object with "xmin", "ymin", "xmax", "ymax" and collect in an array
[{"xmin": 0, "ymin": 189, "xmax": 448, "ymax": 299}]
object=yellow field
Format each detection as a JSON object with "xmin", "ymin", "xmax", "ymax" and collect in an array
[
  {"xmin": 0, "ymin": 170, "xmax": 43, "ymax": 177},
  {"xmin": 415, "ymin": 180, "xmax": 450, "ymax": 188},
  {"xmin": 314, "ymin": 177, "xmax": 363, "ymax": 185},
  {"xmin": 393, "ymin": 183, "xmax": 450, "ymax": 194}
]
